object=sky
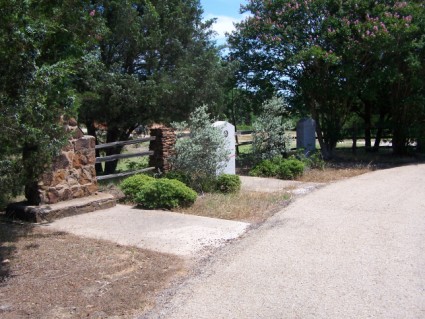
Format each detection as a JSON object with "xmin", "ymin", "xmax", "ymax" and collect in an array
[{"xmin": 200, "ymin": 0, "xmax": 249, "ymax": 45}]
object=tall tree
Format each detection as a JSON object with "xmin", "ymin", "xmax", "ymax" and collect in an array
[
  {"xmin": 228, "ymin": 0, "xmax": 425, "ymax": 157},
  {"xmin": 0, "ymin": 0, "xmax": 102, "ymax": 204},
  {"xmin": 78, "ymin": 0, "xmax": 232, "ymax": 174}
]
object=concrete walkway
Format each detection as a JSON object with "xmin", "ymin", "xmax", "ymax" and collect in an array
[
  {"xmin": 145, "ymin": 164, "xmax": 425, "ymax": 319},
  {"xmin": 46, "ymin": 176, "xmax": 313, "ymax": 257},
  {"xmin": 46, "ymin": 206, "xmax": 250, "ymax": 257}
]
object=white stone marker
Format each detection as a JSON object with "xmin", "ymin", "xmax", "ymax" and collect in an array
[
  {"xmin": 213, "ymin": 121, "xmax": 236, "ymax": 175},
  {"xmin": 296, "ymin": 118, "xmax": 316, "ymax": 154}
]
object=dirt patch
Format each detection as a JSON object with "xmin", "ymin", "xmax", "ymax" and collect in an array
[{"xmin": 0, "ymin": 222, "xmax": 186, "ymax": 319}]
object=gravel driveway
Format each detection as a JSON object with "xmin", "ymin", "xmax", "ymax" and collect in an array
[{"xmin": 144, "ymin": 164, "xmax": 425, "ymax": 319}]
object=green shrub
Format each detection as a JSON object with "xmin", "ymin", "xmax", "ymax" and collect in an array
[
  {"xmin": 249, "ymin": 157, "xmax": 305, "ymax": 180},
  {"xmin": 119, "ymin": 174, "xmax": 155, "ymax": 201},
  {"xmin": 252, "ymin": 96, "xmax": 291, "ymax": 160},
  {"xmin": 294, "ymin": 149, "xmax": 325, "ymax": 170},
  {"xmin": 171, "ymin": 105, "xmax": 230, "ymax": 192},
  {"xmin": 276, "ymin": 159, "xmax": 305, "ymax": 179},
  {"xmin": 163, "ymin": 170, "xmax": 216, "ymax": 193},
  {"xmin": 163, "ymin": 170, "xmax": 191, "ymax": 186},
  {"xmin": 249, "ymin": 159, "xmax": 278, "ymax": 177},
  {"xmin": 215, "ymin": 174, "xmax": 241, "ymax": 193},
  {"xmin": 135, "ymin": 178, "xmax": 197, "ymax": 209}
]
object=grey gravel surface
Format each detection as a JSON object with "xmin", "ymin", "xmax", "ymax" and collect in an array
[{"xmin": 145, "ymin": 164, "xmax": 425, "ymax": 319}]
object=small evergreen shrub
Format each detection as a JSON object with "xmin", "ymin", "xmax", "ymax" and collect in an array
[
  {"xmin": 249, "ymin": 157, "xmax": 305, "ymax": 180},
  {"xmin": 163, "ymin": 170, "xmax": 191, "ymax": 186},
  {"xmin": 252, "ymin": 96, "xmax": 291, "ymax": 160},
  {"xmin": 135, "ymin": 178, "xmax": 197, "ymax": 209},
  {"xmin": 119, "ymin": 174, "xmax": 155, "ymax": 201},
  {"xmin": 215, "ymin": 174, "xmax": 241, "ymax": 193},
  {"xmin": 294, "ymin": 149, "xmax": 325, "ymax": 170},
  {"xmin": 276, "ymin": 159, "xmax": 305, "ymax": 179},
  {"xmin": 249, "ymin": 159, "xmax": 278, "ymax": 177}
]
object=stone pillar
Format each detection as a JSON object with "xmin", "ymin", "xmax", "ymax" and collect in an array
[
  {"xmin": 35, "ymin": 119, "xmax": 98, "ymax": 204},
  {"xmin": 296, "ymin": 118, "xmax": 316, "ymax": 154},
  {"xmin": 213, "ymin": 121, "xmax": 236, "ymax": 175},
  {"xmin": 149, "ymin": 126, "xmax": 176, "ymax": 173}
]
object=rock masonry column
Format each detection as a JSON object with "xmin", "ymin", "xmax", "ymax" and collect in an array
[
  {"xmin": 149, "ymin": 126, "xmax": 176, "ymax": 173},
  {"xmin": 36, "ymin": 118, "xmax": 98, "ymax": 204}
]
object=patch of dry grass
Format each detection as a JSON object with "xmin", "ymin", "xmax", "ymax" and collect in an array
[
  {"xmin": 0, "ymin": 222, "xmax": 185, "ymax": 319},
  {"xmin": 176, "ymin": 191, "xmax": 291, "ymax": 224},
  {"xmin": 298, "ymin": 166, "xmax": 372, "ymax": 183}
]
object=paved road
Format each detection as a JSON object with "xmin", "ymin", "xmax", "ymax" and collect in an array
[{"xmin": 145, "ymin": 164, "xmax": 425, "ymax": 319}]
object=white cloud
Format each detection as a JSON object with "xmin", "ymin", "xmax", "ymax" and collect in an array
[{"xmin": 205, "ymin": 14, "xmax": 249, "ymax": 41}]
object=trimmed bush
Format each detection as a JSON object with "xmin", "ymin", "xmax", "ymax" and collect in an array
[
  {"xmin": 276, "ymin": 159, "xmax": 305, "ymax": 179},
  {"xmin": 135, "ymin": 178, "xmax": 197, "ymax": 209},
  {"xmin": 216, "ymin": 174, "xmax": 241, "ymax": 193},
  {"xmin": 163, "ymin": 170, "xmax": 191, "ymax": 186},
  {"xmin": 249, "ymin": 157, "xmax": 305, "ymax": 180},
  {"xmin": 119, "ymin": 174, "xmax": 155, "ymax": 201},
  {"xmin": 249, "ymin": 159, "xmax": 278, "ymax": 177}
]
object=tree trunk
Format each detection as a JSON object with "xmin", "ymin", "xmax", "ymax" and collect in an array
[
  {"xmin": 392, "ymin": 126, "xmax": 408, "ymax": 155},
  {"xmin": 23, "ymin": 144, "xmax": 41, "ymax": 205},
  {"xmin": 372, "ymin": 112, "xmax": 386, "ymax": 152},
  {"xmin": 352, "ymin": 125, "xmax": 357, "ymax": 154},
  {"xmin": 364, "ymin": 101, "xmax": 372, "ymax": 151},
  {"xmin": 103, "ymin": 126, "xmax": 133, "ymax": 175},
  {"xmin": 311, "ymin": 111, "xmax": 332, "ymax": 159}
]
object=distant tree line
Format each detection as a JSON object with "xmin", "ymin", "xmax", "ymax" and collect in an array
[{"xmin": 228, "ymin": 0, "xmax": 425, "ymax": 158}]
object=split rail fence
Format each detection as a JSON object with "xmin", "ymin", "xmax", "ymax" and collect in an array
[{"xmin": 95, "ymin": 136, "xmax": 156, "ymax": 181}]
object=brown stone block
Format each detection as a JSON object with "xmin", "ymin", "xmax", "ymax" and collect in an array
[
  {"xmin": 52, "ymin": 170, "xmax": 67, "ymax": 187},
  {"xmin": 41, "ymin": 172, "xmax": 53, "ymax": 185},
  {"xmin": 46, "ymin": 188, "xmax": 60, "ymax": 204},
  {"xmin": 86, "ymin": 152, "xmax": 96, "ymax": 165},
  {"xmin": 74, "ymin": 136, "xmax": 95, "ymax": 151},
  {"xmin": 79, "ymin": 167, "xmax": 94, "ymax": 185},
  {"xmin": 66, "ymin": 175, "xmax": 79, "ymax": 187},
  {"xmin": 71, "ymin": 186, "xmax": 84, "ymax": 198},
  {"xmin": 69, "ymin": 126, "xmax": 84, "ymax": 139},
  {"xmin": 84, "ymin": 183, "xmax": 98, "ymax": 195},
  {"xmin": 62, "ymin": 142, "xmax": 74, "ymax": 152},
  {"xmin": 52, "ymin": 153, "xmax": 71, "ymax": 170},
  {"xmin": 68, "ymin": 117, "xmax": 78, "ymax": 126},
  {"xmin": 73, "ymin": 153, "xmax": 87, "ymax": 168},
  {"xmin": 57, "ymin": 187, "xmax": 72, "ymax": 201}
]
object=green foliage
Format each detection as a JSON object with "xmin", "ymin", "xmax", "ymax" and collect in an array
[
  {"xmin": 229, "ymin": 0, "xmax": 425, "ymax": 156},
  {"xmin": 250, "ymin": 158, "xmax": 305, "ymax": 180},
  {"xmin": 215, "ymin": 174, "xmax": 241, "ymax": 194},
  {"xmin": 252, "ymin": 96, "xmax": 291, "ymax": 160},
  {"xmin": 295, "ymin": 150, "xmax": 326, "ymax": 170},
  {"xmin": 0, "ymin": 0, "xmax": 103, "ymax": 204},
  {"xmin": 276, "ymin": 159, "xmax": 305, "ymax": 180},
  {"xmin": 135, "ymin": 179, "xmax": 197, "ymax": 209},
  {"xmin": 249, "ymin": 160, "xmax": 278, "ymax": 178},
  {"xmin": 171, "ymin": 105, "xmax": 231, "ymax": 192},
  {"xmin": 78, "ymin": 0, "xmax": 232, "ymax": 175},
  {"xmin": 119, "ymin": 174, "xmax": 155, "ymax": 202}
]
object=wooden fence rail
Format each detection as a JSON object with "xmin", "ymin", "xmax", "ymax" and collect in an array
[{"xmin": 95, "ymin": 136, "xmax": 156, "ymax": 181}]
